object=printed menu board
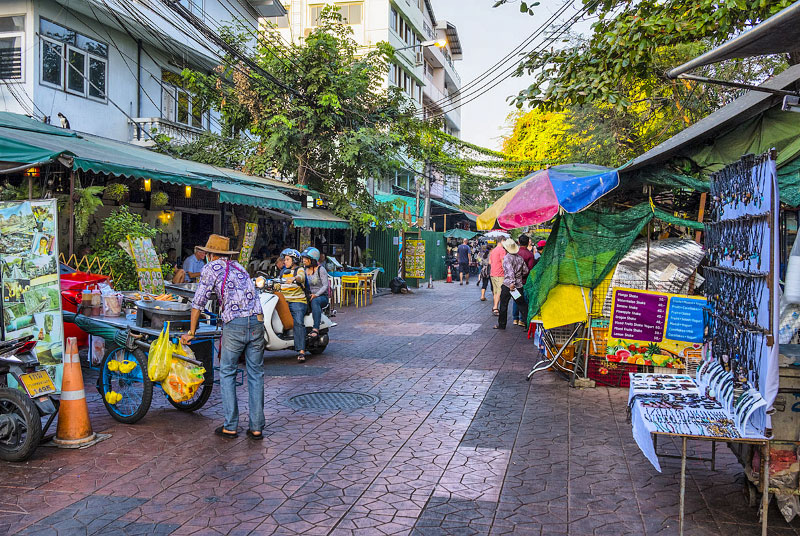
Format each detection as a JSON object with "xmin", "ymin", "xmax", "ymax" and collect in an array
[
  {"xmin": 239, "ymin": 223, "xmax": 258, "ymax": 267},
  {"xmin": 405, "ymin": 239, "xmax": 425, "ymax": 279},
  {"xmin": 606, "ymin": 288, "xmax": 707, "ymax": 370},
  {"xmin": 127, "ymin": 236, "xmax": 165, "ymax": 295},
  {"xmin": 0, "ymin": 200, "xmax": 64, "ymax": 391}
]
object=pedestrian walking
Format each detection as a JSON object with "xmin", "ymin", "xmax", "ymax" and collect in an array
[
  {"xmin": 476, "ymin": 244, "xmax": 490, "ymax": 301},
  {"xmin": 457, "ymin": 238, "xmax": 471, "ymax": 285},
  {"xmin": 512, "ymin": 235, "xmax": 535, "ymax": 327},
  {"xmin": 494, "ymin": 238, "xmax": 528, "ymax": 330},
  {"xmin": 489, "ymin": 240, "xmax": 506, "ymax": 316},
  {"xmin": 181, "ymin": 234, "xmax": 266, "ymax": 440}
]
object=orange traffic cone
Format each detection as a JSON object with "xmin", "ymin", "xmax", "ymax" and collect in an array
[
  {"xmin": 54, "ymin": 337, "xmax": 96, "ymax": 446},
  {"xmin": 446, "ymin": 266, "xmax": 453, "ymax": 283}
]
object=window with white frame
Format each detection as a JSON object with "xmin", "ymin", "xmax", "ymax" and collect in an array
[
  {"xmin": 264, "ymin": 15, "xmax": 289, "ymax": 28},
  {"xmin": 39, "ymin": 18, "xmax": 108, "ymax": 101},
  {"xmin": 161, "ymin": 70, "xmax": 207, "ymax": 129},
  {"xmin": 0, "ymin": 15, "xmax": 24, "ymax": 81},
  {"xmin": 390, "ymin": 9, "xmax": 422, "ymax": 49},
  {"xmin": 310, "ymin": 3, "xmax": 363, "ymax": 26},
  {"xmin": 179, "ymin": 0, "xmax": 204, "ymax": 18}
]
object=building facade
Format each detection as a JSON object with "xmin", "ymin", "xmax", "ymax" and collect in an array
[
  {"xmin": 0, "ymin": 0, "xmax": 285, "ymax": 145},
  {"xmin": 266, "ymin": 0, "xmax": 463, "ymax": 204}
]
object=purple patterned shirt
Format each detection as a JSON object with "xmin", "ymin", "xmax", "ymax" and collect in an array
[{"xmin": 192, "ymin": 259, "xmax": 262, "ymax": 324}]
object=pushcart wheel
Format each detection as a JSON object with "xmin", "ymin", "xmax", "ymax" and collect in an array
[
  {"xmin": 99, "ymin": 347, "xmax": 152, "ymax": 424},
  {"xmin": 167, "ymin": 364, "xmax": 214, "ymax": 412},
  {"xmin": 743, "ymin": 480, "xmax": 759, "ymax": 508}
]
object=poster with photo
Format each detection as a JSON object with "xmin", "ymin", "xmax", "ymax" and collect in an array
[
  {"xmin": 0, "ymin": 200, "xmax": 64, "ymax": 391},
  {"xmin": 127, "ymin": 236, "xmax": 165, "ymax": 294},
  {"xmin": 239, "ymin": 223, "xmax": 258, "ymax": 267}
]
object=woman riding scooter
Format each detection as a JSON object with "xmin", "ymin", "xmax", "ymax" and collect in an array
[
  {"xmin": 301, "ymin": 247, "xmax": 329, "ymax": 340},
  {"xmin": 279, "ymin": 249, "xmax": 309, "ymax": 362}
]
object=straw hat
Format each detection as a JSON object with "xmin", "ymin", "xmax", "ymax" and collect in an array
[
  {"xmin": 197, "ymin": 234, "xmax": 239, "ymax": 256},
  {"xmin": 501, "ymin": 238, "xmax": 519, "ymax": 254}
]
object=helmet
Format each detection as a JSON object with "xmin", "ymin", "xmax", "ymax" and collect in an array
[
  {"xmin": 301, "ymin": 247, "xmax": 321, "ymax": 262},
  {"xmin": 280, "ymin": 248, "xmax": 301, "ymax": 261}
]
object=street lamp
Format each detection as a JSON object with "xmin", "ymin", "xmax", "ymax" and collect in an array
[{"xmin": 393, "ymin": 38, "xmax": 447, "ymax": 53}]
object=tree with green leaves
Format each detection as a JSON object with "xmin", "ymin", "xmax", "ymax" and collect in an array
[{"xmin": 497, "ymin": 0, "xmax": 792, "ymax": 113}]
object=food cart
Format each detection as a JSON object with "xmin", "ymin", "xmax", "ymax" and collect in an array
[{"xmin": 63, "ymin": 292, "xmax": 221, "ymax": 424}]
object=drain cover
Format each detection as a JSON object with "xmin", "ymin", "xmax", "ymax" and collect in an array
[{"xmin": 287, "ymin": 391, "xmax": 379, "ymax": 410}]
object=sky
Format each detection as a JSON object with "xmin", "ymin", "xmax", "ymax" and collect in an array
[{"xmin": 432, "ymin": 0, "xmax": 590, "ymax": 152}]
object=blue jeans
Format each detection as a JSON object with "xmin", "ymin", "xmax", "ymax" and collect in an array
[
  {"xmin": 288, "ymin": 301, "xmax": 307, "ymax": 352},
  {"xmin": 219, "ymin": 315, "xmax": 265, "ymax": 432},
  {"xmin": 310, "ymin": 295, "xmax": 329, "ymax": 330}
]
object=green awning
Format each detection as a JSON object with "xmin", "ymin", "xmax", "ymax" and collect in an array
[
  {"xmin": 443, "ymin": 228, "xmax": 479, "ymax": 239},
  {"xmin": 213, "ymin": 179, "xmax": 301, "ymax": 211},
  {"xmin": 288, "ymin": 207, "xmax": 350, "ymax": 229}
]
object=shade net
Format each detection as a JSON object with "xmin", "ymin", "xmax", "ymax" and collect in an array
[{"xmin": 524, "ymin": 203, "xmax": 704, "ymax": 320}]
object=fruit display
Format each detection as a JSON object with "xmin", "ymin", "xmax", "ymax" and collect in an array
[{"xmin": 604, "ymin": 339, "xmax": 685, "ymax": 369}]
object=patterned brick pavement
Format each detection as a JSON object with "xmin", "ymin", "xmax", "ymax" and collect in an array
[{"xmin": 0, "ymin": 282, "xmax": 798, "ymax": 535}]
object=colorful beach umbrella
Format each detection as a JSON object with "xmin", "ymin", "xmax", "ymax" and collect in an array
[{"xmin": 477, "ymin": 166, "xmax": 619, "ymax": 230}]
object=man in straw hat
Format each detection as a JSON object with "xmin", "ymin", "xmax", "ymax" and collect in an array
[
  {"xmin": 181, "ymin": 234, "xmax": 266, "ymax": 440},
  {"xmin": 494, "ymin": 238, "xmax": 530, "ymax": 330}
]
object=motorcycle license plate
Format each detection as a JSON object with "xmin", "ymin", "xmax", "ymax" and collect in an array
[{"xmin": 18, "ymin": 371, "xmax": 56, "ymax": 397}]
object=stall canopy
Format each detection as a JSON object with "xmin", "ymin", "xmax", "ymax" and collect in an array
[
  {"xmin": 478, "ymin": 167, "xmax": 619, "ymax": 230},
  {"xmin": 443, "ymin": 228, "xmax": 479, "ymax": 240},
  {"xmin": 287, "ymin": 207, "xmax": 350, "ymax": 229},
  {"xmin": 492, "ymin": 163, "xmax": 614, "ymax": 191},
  {"xmin": 0, "ymin": 112, "xmax": 304, "ymax": 211},
  {"xmin": 668, "ymin": 1, "xmax": 800, "ymax": 78},
  {"xmin": 524, "ymin": 204, "xmax": 704, "ymax": 321}
]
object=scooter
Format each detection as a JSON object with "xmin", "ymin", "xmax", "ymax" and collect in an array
[
  {"xmin": 0, "ymin": 335, "xmax": 59, "ymax": 461},
  {"xmin": 255, "ymin": 276, "xmax": 335, "ymax": 355}
]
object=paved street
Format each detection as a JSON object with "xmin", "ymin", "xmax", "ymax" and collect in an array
[{"xmin": 0, "ymin": 283, "xmax": 797, "ymax": 535}]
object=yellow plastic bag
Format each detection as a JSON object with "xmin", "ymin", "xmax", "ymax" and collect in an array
[
  {"xmin": 161, "ymin": 345, "xmax": 205, "ymax": 402},
  {"xmin": 147, "ymin": 324, "xmax": 172, "ymax": 382}
]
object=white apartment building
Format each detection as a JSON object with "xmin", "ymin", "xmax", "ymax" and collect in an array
[
  {"xmin": 0, "ymin": 0, "xmax": 285, "ymax": 144},
  {"xmin": 265, "ymin": 0, "xmax": 463, "ymax": 204}
]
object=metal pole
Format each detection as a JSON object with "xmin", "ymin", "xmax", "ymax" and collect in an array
[
  {"xmin": 423, "ymin": 171, "xmax": 431, "ymax": 230},
  {"xmin": 68, "ymin": 170, "xmax": 75, "ymax": 258},
  {"xmin": 679, "ymin": 437, "xmax": 687, "ymax": 536},
  {"xmin": 27, "ymin": 175, "xmax": 33, "ymax": 200},
  {"xmin": 646, "ymin": 220, "xmax": 651, "ymax": 290},
  {"xmin": 415, "ymin": 178, "xmax": 421, "ymax": 227}
]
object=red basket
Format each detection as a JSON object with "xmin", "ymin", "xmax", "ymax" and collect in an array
[{"xmin": 588, "ymin": 357, "xmax": 646, "ymax": 388}]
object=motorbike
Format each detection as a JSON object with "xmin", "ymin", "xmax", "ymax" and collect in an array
[
  {"xmin": 0, "ymin": 335, "xmax": 59, "ymax": 461},
  {"xmin": 254, "ymin": 276, "xmax": 335, "ymax": 355}
]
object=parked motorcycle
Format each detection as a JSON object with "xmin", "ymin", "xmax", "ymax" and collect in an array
[
  {"xmin": 254, "ymin": 276, "xmax": 335, "ymax": 354},
  {"xmin": 0, "ymin": 336, "xmax": 59, "ymax": 461}
]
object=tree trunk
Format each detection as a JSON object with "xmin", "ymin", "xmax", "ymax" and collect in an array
[{"xmin": 297, "ymin": 154, "xmax": 308, "ymax": 186}]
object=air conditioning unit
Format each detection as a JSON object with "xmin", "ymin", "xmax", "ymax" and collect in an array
[{"xmin": 415, "ymin": 51, "xmax": 423, "ymax": 66}]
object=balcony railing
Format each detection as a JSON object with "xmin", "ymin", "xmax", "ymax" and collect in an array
[{"xmin": 128, "ymin": 117, "xmax": 205, "ymax": 146}]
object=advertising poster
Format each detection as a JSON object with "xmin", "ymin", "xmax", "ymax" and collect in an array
[
  {"xmin": 405, "ymin": 239, "xmax": 425, "ymax": 279},
  {"xmin": 0, "ymin": 200, "xmax": 64, "ymax": 390},
  {"xmin": 239, "ymin": 223, "xmax": 258, "ymax": 267},
  {"xmin": 608, "ymin": 287, "xmax": 706, "ymax": 369},
  {"xmin": 127, "ymin": 236, "xmax": 165, "ymax": 295}
]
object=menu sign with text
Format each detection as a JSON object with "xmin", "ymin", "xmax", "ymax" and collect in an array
[{"xmin": 611, "ymin": 289, "xmax": 668, "ymax": 342}]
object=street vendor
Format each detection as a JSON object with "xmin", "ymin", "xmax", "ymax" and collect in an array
[
  {"xmin": 182, "ymin": 246, "xmax": 207, "ymax": 282},
  {"xmin": 180, "ymin": 234, "xmax": 266, "ymax": 441}
]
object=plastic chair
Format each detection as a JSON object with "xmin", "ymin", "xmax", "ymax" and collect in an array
[
  {"xmin": 341, "ymin": 275, "xmax": 363, "ymax": 307},
  {"xmin": 330, "ymin": 276, "xmax": 342, "ymax": 307},
  {"xmin": 368, "ymin": 269, "xmax": 380, "ymax": 296},
  {"xmin": 358, "ymin": 274, "xmax": 373, "ymax": 305}
]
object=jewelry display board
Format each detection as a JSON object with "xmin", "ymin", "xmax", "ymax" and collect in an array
[
  {"xmin": 127, "ymin": 236, "xmax": 166, "ymax": 295},
  {"xmin": 239, "ymin": 222, "xmax": 258, "ymax": 267},
  {"xmin": 704, "ymin": 150, "xmax": 779, "ymax": 436}
]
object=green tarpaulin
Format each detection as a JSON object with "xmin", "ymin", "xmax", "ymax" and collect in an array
[
  {"xmin": 525, "ymin": 203, "xmax": 705, "ymax": 320},
  {"xmin": 443, "ymin": 228, "xmax": 479, "ymax": 240},
  {"xmin": 374, "ymin": 194, "xmax": 424, "ymax": 219}
]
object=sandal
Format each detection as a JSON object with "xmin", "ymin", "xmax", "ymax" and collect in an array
[
  {"xmin": 309, "ymin": 329, "xmax": 320, "ymax": 338},
  {"xmin": 480, "ymin": 297, "xmax": 487, "ymax": 301},
  {"xmin": 493, "ymin": 325, "xmax": 504, "ymax": 330},
  {"xmin": 492, "ymin": 309, "xmax": 499, "ymax": 316},
  {"xmin": 297, "ymin": 352, "xmax": 306, "ymax": 363},
  {"xmin": 214, "ymin": 426, "xmax": 238, "ymax": 438},
  {"xmin": 246, "ymin": 430, "xmax": 264, "ymax": 441}
]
